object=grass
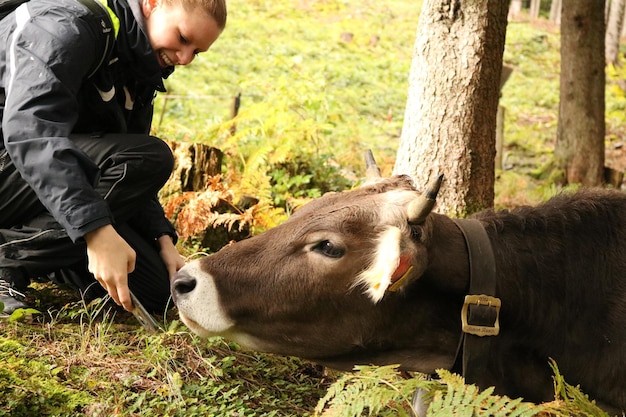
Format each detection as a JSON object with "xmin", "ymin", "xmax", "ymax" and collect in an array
[
  {"xmin": 1, "ymin": 284, "xmax": 332, "ymax": 416},
  {"xmin": 153, "ymin": 0, "xmax": 420, "ymax": 178},
  {"xmin": 2, "ymin": 1, "xmax": 625, "ymax": 416}
]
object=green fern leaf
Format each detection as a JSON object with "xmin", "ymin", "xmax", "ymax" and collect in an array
[
  {"xmin": 315, "ymin": 364, "xmax": 425, "ymax": 417},
  {"xmin": 426, "ymin": 370, "xmax": 545, "ymax": 417},
  {"xmin": 546, "ymin": 359, "xmax": 610, "ymax": 417}
]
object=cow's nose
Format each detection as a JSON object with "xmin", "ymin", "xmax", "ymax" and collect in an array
[{"xmin": 171, "ymin": 272, "xmax": 197, "ymax": 300}]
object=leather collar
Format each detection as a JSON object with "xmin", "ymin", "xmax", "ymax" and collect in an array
[{"xmin": 452, "ymin": 218, "xmax": 501, "ymax": 389}]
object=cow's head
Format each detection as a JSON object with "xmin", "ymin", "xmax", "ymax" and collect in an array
[{"xmin": 171, "ymin": 172, "xmax": 461, "ymax": 372}]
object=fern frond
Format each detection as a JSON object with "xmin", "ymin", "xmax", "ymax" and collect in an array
[
  {"xmin": 541, "ymin": 359, "xmax": 611, "ymax": 417},
  {"xmin": 315, "ymin": 364, "xmax": 425, "ymax": 417},
  {"xmin": 426, "ymin": 370, "xmax": 543, "ymax": 417},
  {"xmin": 165, "ymin": 175, "xmax": 255, "ymax": 241},
  {"xmin": 248, "ymin": 204, "xmax": 287, "ymax": 233},
  {"xmin": 243, "ymin": 146, "xmax": 272, "ymax": 176}
]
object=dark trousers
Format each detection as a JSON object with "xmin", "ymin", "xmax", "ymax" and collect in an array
[{"xmin": 0, "ymin": 134, "xmax": 174, "ymax": 313}]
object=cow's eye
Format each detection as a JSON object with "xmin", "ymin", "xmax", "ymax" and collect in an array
[{"xmin": 312, "ymin": 240, "xmax": 345, "ymax": 258}]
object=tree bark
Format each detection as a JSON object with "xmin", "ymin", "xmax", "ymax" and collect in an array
[
  {"xmin": 164, "ymin": 140, "xmax": 223, "ymax": 193},
  {"xmin": 606, "ymin": 0, "xmax": 625, "ymax": 66},
  {"xmin": 555, "ymin": 0, "xmax": 605, "ymax": 186},
  {"xmin": 393, "ymin": 0, "xmax": 508, "ymax": 217}
]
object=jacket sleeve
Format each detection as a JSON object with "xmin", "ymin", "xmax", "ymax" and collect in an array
[
  {"xmin": 2, "ymin": 4, "xmax": 113, "ymax": 241},
  {"xmin": 130, "ymin": 197, "xmax": 179, "ymax": 245}
]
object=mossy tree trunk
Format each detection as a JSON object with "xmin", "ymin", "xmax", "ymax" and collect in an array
[{"xmin": 393, "ymin": 0, "xmax": 508, "ymax": 217}]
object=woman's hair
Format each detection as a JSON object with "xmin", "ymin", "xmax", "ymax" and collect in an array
[{"xmin": 177, "ymin": 0, "xmax": 227, "ymax": 30}]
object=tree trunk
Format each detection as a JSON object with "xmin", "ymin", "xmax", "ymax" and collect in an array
[
  {"xmin": 555, "ymin": 0, "xmax": 605, "ymax": 186},
  {"xmin": 163, "ymin": 140, "xmax": 224, "ymax": 193},
  {"xmin": 509, "ymin": 0, "xmax": 523, "ymax": 19},
  {"xmin": 549, "ymin": 0, "xmax": 562, "ymax": 24},
  {"xmin": 393, "ymin": 0, "xmax": 508, "ymax": 217},
  {"xmin": 621, "ymin": 2, "xmax": 626, "ymax": 37},
  {"xmin": 606, "ymin": 0, "xmax": 625, "ymax": 66},
  {"xmin": 529, "ymin": 0, "xmax": 541, "ymax": 19}
]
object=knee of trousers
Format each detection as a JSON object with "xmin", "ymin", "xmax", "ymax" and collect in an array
[
  {"xmin": 142, "ymin": 137, "xmax": 175, "ymax": 187},
  {"xmin": 99, "ymin": 137, "xmax": 175, "ymax": 203},
  {"xmin": 112, "ymin": 137, "xmax": 175, "ymax": 194}
]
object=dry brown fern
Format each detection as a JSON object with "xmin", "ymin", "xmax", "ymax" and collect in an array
[{"xmin": 163, "ymin": 175, "xmax": 254, "ymax": 244}]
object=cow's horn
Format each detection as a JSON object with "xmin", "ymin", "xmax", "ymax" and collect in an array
[
  {"xmin": 407, "ymin": 174, "xmax": 444, "ymax": 224},
  {"xmin": 364, "ymin": 149, "xmax": 382, "ymax": 180}
]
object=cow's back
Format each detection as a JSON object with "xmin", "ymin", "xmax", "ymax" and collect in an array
[{"xmin": 476, "ymin": 188, "xmax": 626, "ymax": 410}]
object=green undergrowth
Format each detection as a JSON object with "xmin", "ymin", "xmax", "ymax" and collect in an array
[
  {"xmin": 153, "ymin": 0, "xmax": 419, "ymax": 208},
  {"xmin": 1, "ymin": 291, "xmax": 612, "ymax": 417},
  {"xmin": 2, "ymin": 291, "xmax": 610, "ymax": 417},
  {"xmin": 316, "ymin": 364, "xmax": 612, "ymax": 417},
  {"xmin": 0, "ymin": 287, "xmax": 332, "ymax": 416}
]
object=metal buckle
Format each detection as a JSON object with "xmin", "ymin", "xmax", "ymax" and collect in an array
[{"xmin": 461, "ymin": 294, "xmax": 501, "ymax": 337}]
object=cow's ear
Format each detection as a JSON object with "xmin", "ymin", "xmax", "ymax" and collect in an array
[
  {"xmin": 410, "ymin": 224, "xmax": 424, "ymax": 241},
  {"xmin": 354, "ymin": 226, "xmax": 422, "ymax": 302}
]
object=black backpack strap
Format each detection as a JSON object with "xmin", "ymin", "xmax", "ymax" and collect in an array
[{"xmin": 75, "ymin": 0, "xmax": 115, "ymax": 78}]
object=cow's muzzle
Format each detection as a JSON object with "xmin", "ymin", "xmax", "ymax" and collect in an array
[
  {"xmin": 169, "ymin": 262, "xmax": 236, "ymax": 335},
  {"xmin": 171, "ymin": 271, "xmax": 197, "ymax": 303}
]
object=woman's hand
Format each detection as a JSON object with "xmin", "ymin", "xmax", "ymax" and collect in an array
[
  {"xmin": 157, "ymin": 234, "xmax": 185, "ymax": 279},
  {"xmin": 85, "ymin": 224, "xmax": 136, "ymax": 311}
]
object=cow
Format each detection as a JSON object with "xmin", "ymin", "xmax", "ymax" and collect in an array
[{"xmin": 171, "ymin": 160, "xmax": 626, "ymax": 415}]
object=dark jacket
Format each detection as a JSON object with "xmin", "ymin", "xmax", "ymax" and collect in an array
[{"xmin": 0, "ymin": 0, "xmax": 177, "ymax": 242}]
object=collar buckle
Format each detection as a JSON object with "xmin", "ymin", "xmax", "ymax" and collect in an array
[{"xmin": 461, "ymin": 294, "xmax": 501, "ymax": 337}]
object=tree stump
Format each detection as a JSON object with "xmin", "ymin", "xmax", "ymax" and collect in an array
[
  {"xmin": 161, "ymin": 141, "xmax": 253, "ymax": 249},
  {"xmin": 164, "ymin": 140, "xmax": 223, "ymax": 193}
]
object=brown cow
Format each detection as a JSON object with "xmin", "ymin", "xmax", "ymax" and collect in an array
[{"xmin": 171, "ymin": 173, "xmax": 626, "ymax": 414}]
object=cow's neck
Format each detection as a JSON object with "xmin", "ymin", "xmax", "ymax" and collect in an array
[
  {"xmin": 422, "ymin": 213, "xmax": 472, "ymax": 293},
  {"xmin": 419, "ymin": 214, "xmax": 502, "ymax": 389},
  {"xmin": 451, "ymin": 218, "xmax": 502, "ymax": 389}
]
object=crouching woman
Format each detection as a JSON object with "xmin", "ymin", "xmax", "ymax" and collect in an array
[{"xmin": 0, "ymin": 0, "xmax": 226, "ymax": 315}]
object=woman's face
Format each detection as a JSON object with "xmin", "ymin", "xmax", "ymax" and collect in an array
[{"xmin": 143, "ymin": 0, "xmax": 222, "ymax": 67}]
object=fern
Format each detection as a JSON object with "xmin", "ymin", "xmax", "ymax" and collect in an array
[
  {"xmin": 425, "ymin": 370, "xmax": 543, "ymax": 417},
  {"xmin": 315, "ymin": 365, "xmax": 425, "ymax": 417},
  {"xmin": 541, "ymin": 359, "xmax": 611, "ymax": 417},
  {"xmin": 163, "ymin": 175, "xmax": 251, "ymax": 241},
  {"xmin": 315, "ymin": 361, "xmax": 618, "ymax": 417}
]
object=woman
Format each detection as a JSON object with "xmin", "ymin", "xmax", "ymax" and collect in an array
[{"xmin": 0, "ymin": 0, "xmax": 226, "ymax": 315}]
